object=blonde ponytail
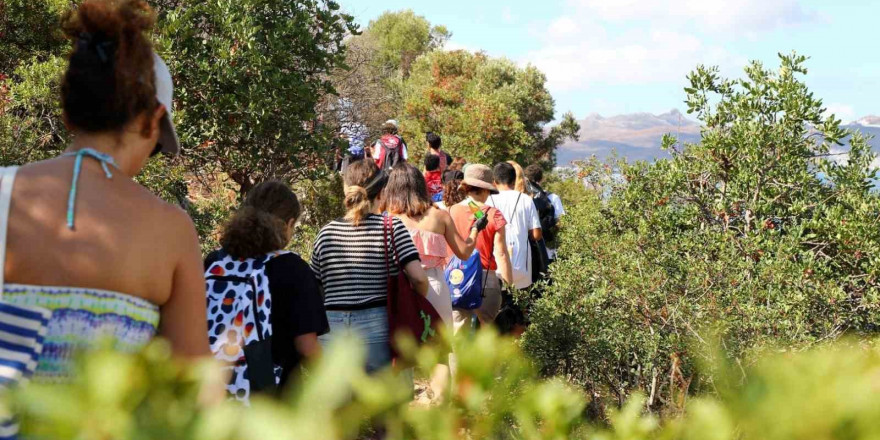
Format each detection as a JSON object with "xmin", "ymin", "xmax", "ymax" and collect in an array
[
  {"xmin": 342, "ymin": 159, "xmax": 387, "ymax": 225},
  {"xmin": 344, "ymin": 185, "xmax": 371, "ymax": 226}
]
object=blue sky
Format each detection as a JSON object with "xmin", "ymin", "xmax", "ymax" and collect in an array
[{"xmin": 340, "ymin": 0, "xmax": 879, "ymax": 122}]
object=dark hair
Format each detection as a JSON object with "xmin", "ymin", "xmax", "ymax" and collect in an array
[
  {"xmin": 442, "ymin": 169, "xmax": 464, "ymax": 184},
  {"xmin": 493, "ymin": 162, "xmax": 517, "ymax": 186},
  {"xmin": 461, "ymin": 183, "xmax": 490, "ymax": 196},
  {"xmin": 61, "ymin": 0, "xmax": 158, "ymax": 133},
  {"xmin": 524, "ymin": 164, "xmax": 544, "ymax": 183},
  {"xmin": 424, "ymin": 153, "xmax": 441, "ymax": 172},
  {"xmin": 383, "ymin": 163, "xmax": 432, "ymax": 217},
  {"xmin": 220, "ymin": 181, "xmax": 301, "ymax": 259},
  {"xmin": 442, "ymin": 178, "xmax": 466, "ymax": 207},
  {"xmin": 381, "ymin": 123, "xmax": 398, "ymax": 135},
  {"xmin": 426, "ymin": 132, "xmax": 442, "ymax": 150},
  {"xmin": 343, "ymin": 159, "xmax": 387, "ymax": 225},
  {"xmin": 449, "ymin": 156, "xmax": 466, "ymax": 172}
]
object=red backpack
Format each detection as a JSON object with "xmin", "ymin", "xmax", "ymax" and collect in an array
[{"xmin": 377, "ymin": 134, "xmax": 405, "ymax": 170}]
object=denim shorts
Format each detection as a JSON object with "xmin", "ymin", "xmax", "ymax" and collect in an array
[{"xmin": 318, "ymin": 306, "xmax": 391, "ymax": 373}]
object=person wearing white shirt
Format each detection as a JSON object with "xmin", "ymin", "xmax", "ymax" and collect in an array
[
  {"xmin": 486, "ymin": 162, "xmax": 542, "ymax": 290},
  {"xmin": 524, "ymin": 164, "xmax": 565, "ymax": 260},
  {"xmin": 545, "ymin": 193, "xmax": 565, "ymax": 259},
  {"xmin": 548, "ymin": 193, "xmax": 565, "ymax": 218},
  {"xmin": 368, "ymin": 120, "xmax": 408, "ymax": 168}
]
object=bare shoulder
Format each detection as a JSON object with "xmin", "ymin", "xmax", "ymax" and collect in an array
[
  {"xmin": 429, "ymin": 205, "xmax": 451, "ymax": 220},
  {"xmin": 128, "ymin": 183, "xmax": 199, "ymax": 249}
]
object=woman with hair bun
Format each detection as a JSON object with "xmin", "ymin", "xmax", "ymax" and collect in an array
[
  {"xmin": 0, "ymin": 0, "xmax": 208, "ymax": 389},
  {"xmin": 204, "ymin": 181, "xmax": 327, "ymax": 402},
  {"xmin": 310, "ymin": 159, "xmax": 428, "ymax": 373}
]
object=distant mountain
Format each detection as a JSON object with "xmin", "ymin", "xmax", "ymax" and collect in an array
[
  {"xmin": 557, "ymin": 111, "xmax": 880, "ymax": 165},
  {"xmin": 557, "ymin": 109, "xmax": 702, "ymax": 165},
  {"xmin": 852, "ymin": 115, "xmax": 880, "ymax": 128}
]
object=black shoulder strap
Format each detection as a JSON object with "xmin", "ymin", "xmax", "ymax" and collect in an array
[{"xmin": 513, "ymin": 192, "xmax": 523, "ymax": 213}]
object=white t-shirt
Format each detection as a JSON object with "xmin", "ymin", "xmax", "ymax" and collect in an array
[
  {"xmin": 546, "ymin": 193, "xmax": 565, "ymax": 260},
  {"xmin": 487, "ymin": 190, "xmax": 541, "ymax": 289}
]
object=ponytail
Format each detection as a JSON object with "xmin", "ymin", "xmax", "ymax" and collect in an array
[
  {"xmin": 342, "ymin": 159, "xmax": 388, "ymax": 226},
  {"xmin": 344, "ymin": 185, "xmax": 371, "ymax": 225}
]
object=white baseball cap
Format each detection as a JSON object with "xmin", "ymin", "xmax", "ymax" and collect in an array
[
  {"xmin": 153, "ymin": 53, "xmax": 180, "ymax": 155},
  {"xmin": 385, "ymin": 119, "xmax": 399, "ymax": 128}
]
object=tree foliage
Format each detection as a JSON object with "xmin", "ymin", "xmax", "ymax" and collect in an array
[
  {"xmin": 155, "ymin": 0, "xmax": 357, "ymax": 194},
  {"xmin": 323, "ymin": 9, "xmax": 450, "ymax": 148},
  {"xmin": 0, "ymin": 56, "xmax": 68, "ymax": 165},
  {"xmin": 400, "ymin": 50, "xmax": 574, "ymax": 165},
  {"xmin": 0, "ymin": 0, "xmax": 69, "ymax": 73},
  {"xmin": 523, "ymin": 53, "xmax": 880, "ymax": 417},
  {"xmin": 364, "ymin": 9, "xmax": 450, "ymax": 77}
]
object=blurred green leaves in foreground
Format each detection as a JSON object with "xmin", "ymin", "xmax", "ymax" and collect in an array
[{"xmin": 8, "ymin": 330, "xmax": 880, "ymax": 440}]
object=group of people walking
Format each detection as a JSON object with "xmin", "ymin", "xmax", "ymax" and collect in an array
[{"xmin": 0, "ymin": 0, "xmax": 566, "ymax": 425}]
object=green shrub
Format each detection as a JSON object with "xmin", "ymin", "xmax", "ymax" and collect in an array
[
  {"xmin": 288, "ymin": 171, "xmax": 345, "ymax": 259},
  {"xmin": 545, "ymin": 167, "xmax": 595, "ymax": 212},
  {"xmin": 11, "ymin": 332, "xmax": 880, "ymax": 439},
  {"xmin": 523, "ymin": 53, "xmax": 880, "ymax": 417},
  {"xmin": 586, "ymin": 338, "xmax": 880, "ymax": 440},
  {"xmin": 13, "ymin": 329, "xmax": 588, "ymax": 440}
]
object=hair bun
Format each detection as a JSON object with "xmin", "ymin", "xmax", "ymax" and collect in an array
[
  {"xmin": 61, "ymin": 0, "xmax": 159, "ymax": 134},
  {"xmin": 64, "ymin": 0, "xmax": 155, "ymax": 42}
]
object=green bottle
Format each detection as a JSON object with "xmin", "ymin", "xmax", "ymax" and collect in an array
[{"xmin": 468, "ymin": 200, "xmax": 485, "ymax": 220}]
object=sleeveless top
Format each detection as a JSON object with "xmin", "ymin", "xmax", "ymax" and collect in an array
[
  {"xmin": 408, "ymin": 228, "xmax": 449, "ymax": 270},
  {"xmin": 4, "ymin": 286, "xmax": 159, "ymax": 382},
  {"xmin": 1, "ymin": 150, "xmax": 161, "ymax": 383}
]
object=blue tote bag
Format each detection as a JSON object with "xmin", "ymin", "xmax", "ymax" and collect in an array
[
  {"xmin": 0, "ymin": 167, "xmax": 52, "ymax": 439},
  {"xmin": 444, "ymin": 250, "xmax": 486, "ymax": 310}
]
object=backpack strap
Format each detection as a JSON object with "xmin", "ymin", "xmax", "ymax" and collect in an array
[
  {"xmin": 492, "ymin": 193, "xmax": 523, "ymax": 226},
  {"xmin": 248, "ymin": 276, "xmax": 265, "ymax": 342},
  {"xmin": 382, "ymin": 213, "xmax": 390, "ymax": 273},
  {"xmin": 383, "ymin": 214, "xmax": 401, "ymax": 268},
  {"xmin": 512, "ymin": 193, "xmax": 522, "ymax": 216}
]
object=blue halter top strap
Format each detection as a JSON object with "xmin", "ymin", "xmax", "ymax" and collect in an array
[{"xmin": 59, "ymin": 148, "xmax": 119, "ymax": 230}]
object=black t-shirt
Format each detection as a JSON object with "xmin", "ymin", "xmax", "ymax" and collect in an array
[{"xmin": 205, "ymin": 250, "xmax": 329, "ymax": 387}]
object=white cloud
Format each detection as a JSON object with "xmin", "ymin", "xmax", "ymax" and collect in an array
[
  {"xmin": 523, "ymin": 27, "xmax": 740, "ymax": 91},
  {"xmin": 824, "ymin": 103, "xmax": 856, "ymax": 124},
  {"xmin": 522, "ymin": 0, "xmax": 810, "ymax": 93},
  {"xmin": 568, "ymin": 0, "xmax": 816, "ymax": 36},
  {"xmin": 546, "ymin": 17, "xmax": 581, "ymax": 40}
]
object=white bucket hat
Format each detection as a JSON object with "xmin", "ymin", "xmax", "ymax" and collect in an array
[{"xmin": 152, "ymin": 53, "xmax": 180, "ymax": 155}]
